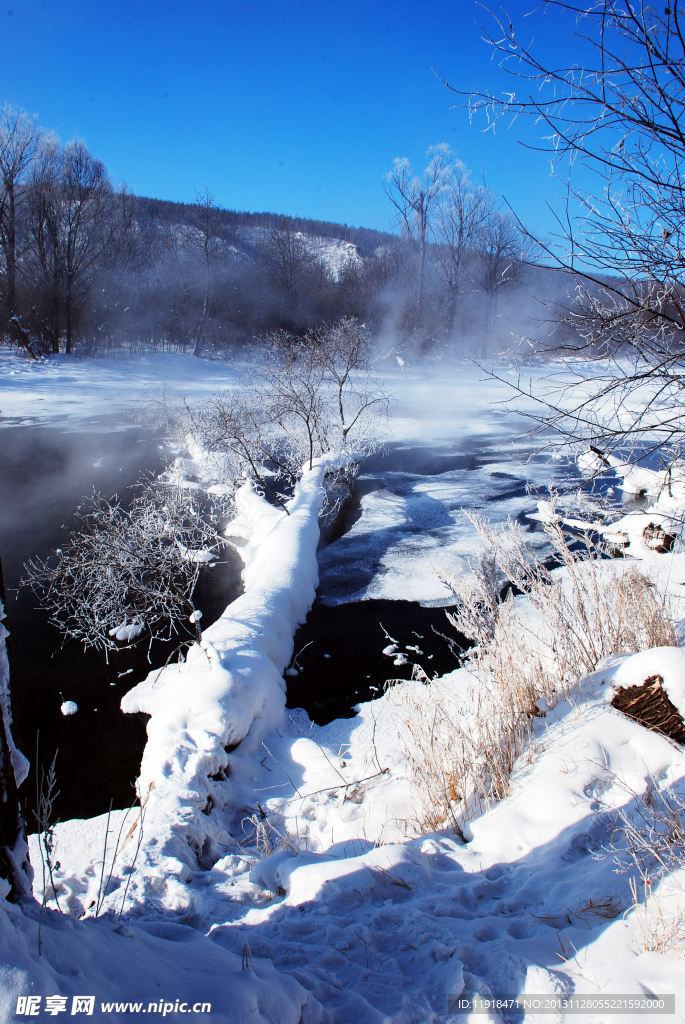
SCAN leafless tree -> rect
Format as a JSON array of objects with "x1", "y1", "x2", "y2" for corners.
[
  {"x1": 474, "y1": 213, "x2": 537, "y2": 350},
  {"x1": 258, "y1": 217, "x2": 320, "y2": 317},
  {"x1": 188, "y1": 394, "x2": 296, "y2": 513},
  {"x1": 0, "y1": 106, "x2": 46, "y2": 356},
  {"x1": 384, "y1": 145, "x2": 453, "y2": 336},
  {"x1": 22, "y1": 482, "x2": 228, "y2": 654},
  {"x1": 27, "y1": 139, "x2": 132, "y2": 354},
  {"x1": 252, "y1": 318, "x2": 389, "y2": 471},
  {"x1": 184, "y1": 188, "x2": 222, "y2": 358},
  {"x1": 440, "y1": 1, "x2": 685, "y2": 455},
  {"x1": 184, "y1": 318, "x2": 389, "y2": 512},
  {"x1": 434, "y1": 170, "x2": 494, "y2": 337}
]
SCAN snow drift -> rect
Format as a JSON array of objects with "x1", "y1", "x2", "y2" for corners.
[{"x1": 120, "y1": 455, "x2": 358, "y2": 888}]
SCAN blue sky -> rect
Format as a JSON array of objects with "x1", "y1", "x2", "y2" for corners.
[{"x1": 0, "y1": 1, "x2": 576, "y2": 236}]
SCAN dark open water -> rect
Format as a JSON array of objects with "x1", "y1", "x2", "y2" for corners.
[{"x1": 0, "y1": 420, "x2": 243, "y2": 823}]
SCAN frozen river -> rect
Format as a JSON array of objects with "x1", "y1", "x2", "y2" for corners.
[{"x1": 0, "y1": 354, "x2": 578, "y2": 819}]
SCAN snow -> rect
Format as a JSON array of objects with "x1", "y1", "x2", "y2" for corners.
[
  {"x1": 571, "y1": 450, "x2": 685, "y2": 559},
  {"x1": 108, "y1": 623, "x2": 144, "y2": 642},
  {"x1": 0, "y1": 599, "x2": 29, "y2": 786},
  {"x1": 7, "y1": 351, "x2": 685, "y2": 1019},
  {"x1": 117, "y1": 453, "x2": 359, "y2": 886},
  {"x1": 22, "y1": 639, "x2": 685, "y2": 1020},
  {"x1": 317, "y1": 446, "x2": 565, "y2": 606},
  {"x1": 0, "y1": 352, "x2": 240, "y2": 426},
  {"x1": 59, "y1": 700, "x2": 78, "y2": 717}
]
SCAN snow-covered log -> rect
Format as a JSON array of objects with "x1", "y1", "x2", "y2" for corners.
[{"x1": 120, "y1": 454, "x2": 357, "y2": 890}]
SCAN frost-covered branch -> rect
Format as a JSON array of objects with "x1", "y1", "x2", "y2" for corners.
[
  {"x1": 22, "y1": 482, "x2": 229, "y2": 652},
  {"x1": 171, "y1": 317, "x2": 388, "y2": 513}
]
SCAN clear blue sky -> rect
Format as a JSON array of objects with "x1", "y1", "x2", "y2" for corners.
[{"x1": 0, "y1": 0, "x2": 576, "y2": 237}]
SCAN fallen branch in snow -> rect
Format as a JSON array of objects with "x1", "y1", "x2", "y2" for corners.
[{"x1": 269, "y1": 767, "x2": 391, "y2": 809}]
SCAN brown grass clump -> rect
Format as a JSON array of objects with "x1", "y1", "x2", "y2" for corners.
[{"x1": 396, "y1": 510, "x2": 676, "y2": 837}]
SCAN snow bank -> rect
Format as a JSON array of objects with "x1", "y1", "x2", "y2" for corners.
[
  {"x1": 576, "y1": 451, "x2": 685, "y2": 557},
  {"x1": 119, "y1": 455, "x2": 355, "y2": 888},
  {"x1": 15, "y1": 357, "x2": 685, "y2": 1015},
  {"x1": 0, "y1": 600, "x2": 29, "y2": 789},
  {"x1": 0, "y1": 888, "x2": 320, "y2": 1024},
  {"x1": 0, "y1": 490, "x2": 326, "y2": 1024},
  {"x1": 27, "y1": 573, "x2": 685, "y2": 1017}
]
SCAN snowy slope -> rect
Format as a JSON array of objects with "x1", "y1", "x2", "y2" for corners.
[{"x1": 25, "y1": 643, "x2": 685, "y2": 1022}]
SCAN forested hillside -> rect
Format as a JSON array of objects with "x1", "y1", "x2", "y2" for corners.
[{"x1": 0, "y1": 109, "x2": 570, "y2": 360}]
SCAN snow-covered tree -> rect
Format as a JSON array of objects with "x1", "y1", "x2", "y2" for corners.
[{"x1": 184, "y1": 317, "x2": 389, "y2": 509}]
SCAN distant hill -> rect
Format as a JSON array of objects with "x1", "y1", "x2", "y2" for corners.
[{"x1": 134, "y1": 196, "x2": 399, "y2": 258}]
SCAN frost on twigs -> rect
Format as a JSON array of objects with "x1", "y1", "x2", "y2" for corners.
[
  {"x1": 610, "y1": 776, "x2": 685, "y2": 956},
  {"x1": 21, "y1": 481, "x2": 230, "y2": 653},
  {"x1": 172, "y1": 317, "x2": 389, "y2": 518}
]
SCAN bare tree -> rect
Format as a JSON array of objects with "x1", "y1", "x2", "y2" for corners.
[
  {"x1": 258, "y1": 217, "x2": 320, "y2": 318},
  {"x1": 184, "y1": 318, "x2": 389, "y2": 510},
  {"x1": 252, "y1": 318, "x2": 389, "y2": 471},
  {"x1": 185, "y1": 188, "x2": 222, "y2": 358},
  {"x1": 434, "y1": 170, "x2": 494, "y2": 338},
  {"x1": 22, "y1": 482, "x2": 228, "y2": 654},
  {"x1": 0, "y1": 106, "x2": 46, "y2": 356},
  {"x1": 440, "y1": 1, "x2": 685, "y2": 455},
  {"x1": 474, "y1": 213, "x2": 537, "y2": 351},
  {"x1": 307, "y1": 317, "x2": 390, "y2": 450},
  {"x1": 27, "y1": 139, "x2": 129, "y2": 354},
  {"x1": 188, "y1": 394, "x2": 296, "y2": 513},
  {"x1": 384, "y1": 145, "x2": 453, "y2": 337}
]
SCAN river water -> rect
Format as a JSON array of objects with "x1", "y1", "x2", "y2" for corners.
[
  {"x1": 0, "y1": 419, "x2": 244, "y2": 822},
  {"x1": 0, "y1": 362, "x2": 582, "y2": 822}
]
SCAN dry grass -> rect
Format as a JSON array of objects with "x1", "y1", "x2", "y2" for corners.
[
  {"x1": 396, "y1": 511, "x2": 676, "y2": 837},
  {"x1": 611, "y1": 780, "x2": 685, "y2": 955}
]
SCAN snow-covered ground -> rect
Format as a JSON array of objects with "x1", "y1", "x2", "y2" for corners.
[{"x1": 4, "y1": 352, "x2": 685, "y2": 1022}]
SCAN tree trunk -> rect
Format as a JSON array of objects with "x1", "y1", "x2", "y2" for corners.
[
  {"x1": 193, "y1": 264, "x2": 209, "y2": 358},
  {"x1": 0, "y1": 550, "x2": 31, "y2": 902},
  {"x1": 65, "y1": 278, "x2": 73, "y2": 355},
  {"x1": 5, "y1": 181, "x2": 17, "y2": 346}
]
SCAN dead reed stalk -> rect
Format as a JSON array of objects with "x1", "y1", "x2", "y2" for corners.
[{"x1": 397, "y1": 510, "x2": 676, "y2": 836}]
